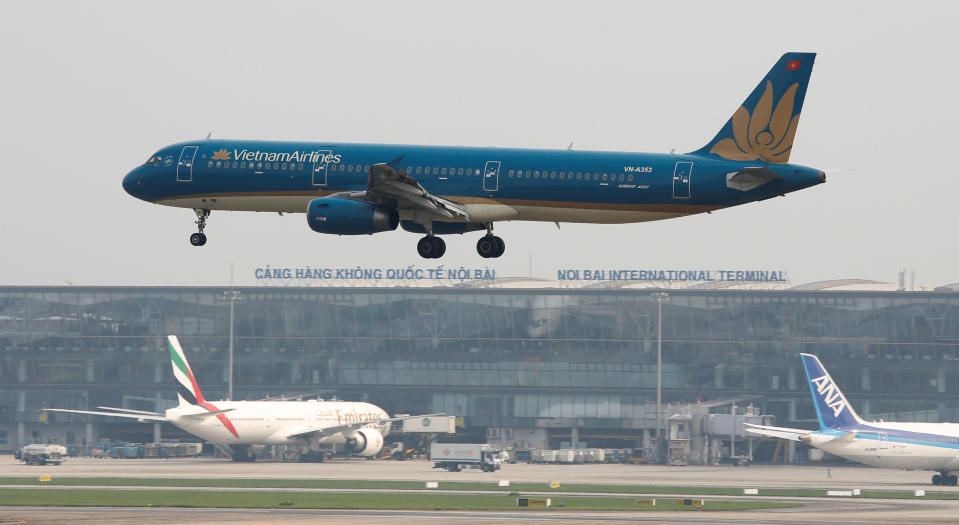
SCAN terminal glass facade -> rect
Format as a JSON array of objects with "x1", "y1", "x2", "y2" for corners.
[{"x1": 2, "y1": 286, "x2": 959, "y2": 450}]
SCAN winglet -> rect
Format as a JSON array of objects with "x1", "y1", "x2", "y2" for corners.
[
  {"x1": 168, "y1": 335, "x2": 205, "y2": 406},
  {"x1": 800, "y1": 353, "x2": 863, "y2": 429}
]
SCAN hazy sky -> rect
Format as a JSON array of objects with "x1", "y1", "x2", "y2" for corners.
[{"x1": 2, "y1": 1, "x2": 957, "y2": 288}]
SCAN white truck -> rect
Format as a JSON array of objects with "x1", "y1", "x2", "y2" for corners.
[
  {"x1": 17, "y1": 444, "x2": 68, "y2": 465},
  {"x1": 430, "y1": 443, "x2": 502, "y2": 472}
]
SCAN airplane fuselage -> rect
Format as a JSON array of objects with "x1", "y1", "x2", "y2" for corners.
[
  {"x1": 166, "y1": 399, "x2": 388, "y2": 446},
  {"x1": 806, "y1": 423, "x2": 959, "y2": 471},
  {"x1": 123, "y1": 140, "x2": 825, "y2": 224}
]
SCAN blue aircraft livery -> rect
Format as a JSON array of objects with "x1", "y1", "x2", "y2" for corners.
[
  {"x1": 122, "y1": 52, "x2": 825, "y2": 258},
  {"x1": 747, "y1": 354, "x2": 959, "y2": 486}
]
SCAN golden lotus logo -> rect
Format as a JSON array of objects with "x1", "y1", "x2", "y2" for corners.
[
  {"x1": 710, "y1": 81, "x2": 800, "y2": 163},
  {"x1": 211, "y1": 149, "x2": 232, "y2": 161}
]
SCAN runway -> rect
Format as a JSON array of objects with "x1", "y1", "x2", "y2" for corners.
[
  {"x1": 3, "y1": 458, "x2": 959, "y2": 524},
  {"x1": 5, "y1": 456, "x2": 958, "y2": 491}
]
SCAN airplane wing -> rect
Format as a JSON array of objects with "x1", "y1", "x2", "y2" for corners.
[
  {"x1": 744, "y1": 423, "x2": 811, "y2": 442},
  {"x1": 286, "y1": 413, "x2": 446, "y2": 441},
  {"x1": 43, "y1": 408, "x2": 167, "y2": 422},
  {"x1": 362, "y1": 158, "x2": 469, "y2": 221}
]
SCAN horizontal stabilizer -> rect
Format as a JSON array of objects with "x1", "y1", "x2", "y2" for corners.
[
  {"x1": 826, "y1": 431, "x2": 858, "y2": 444},
  {"x1": 96, "y1": 406, "x2": 164, "y2": 416},
  {"x1": 744, "y1": 423, "x2": 811, "y2": 442},
  {"x1": 726, "y1": 167, "x2": 783, "y2": 191},
  {"x1": 182, "y1": 408, "x2": 235, "y2": 419},
  {"x1": 43, "y1": 408, "x2": 167, "y2": 422}
]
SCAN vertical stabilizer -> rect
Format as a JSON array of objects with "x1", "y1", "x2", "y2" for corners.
[
  {"x1": 691, "y1": 52, "x2": 816, "y2": 164},
  {"x1": 800, "y1": 353, "x2": 863, "y2": 429},
  {"x1": 168, "y1": 335, "x2": 205, "y2": 406}
]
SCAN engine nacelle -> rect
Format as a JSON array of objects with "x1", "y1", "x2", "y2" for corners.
[
  {"x1": 346, "y1": 427, "x2": 384, "y2": 456},
  {"x1": 307, "y1": 197, "x2": 399, "y2": 235}
]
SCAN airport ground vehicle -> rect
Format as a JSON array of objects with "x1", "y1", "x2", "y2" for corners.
[
  {"x1": 430, "y1": 443, "x2": 502, "y2": 472},
  {"x1": 17, "y1": 444, "x2": 67, "y2": 465}
]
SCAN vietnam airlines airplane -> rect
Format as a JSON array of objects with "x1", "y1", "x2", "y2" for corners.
[
  {"x1": 122, "y1": 52, "x2": 825, "y2": 259},
  {"x1": 746, "y1": 354, "x2": 959, "y2": 486},
  {"x1": 45, "y1": 336, "x2": 438, "y2": 462}
]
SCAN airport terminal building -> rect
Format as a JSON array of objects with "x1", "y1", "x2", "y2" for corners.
[{"x1": 3, "y1": 280, "x2": 959, "y2": 455}]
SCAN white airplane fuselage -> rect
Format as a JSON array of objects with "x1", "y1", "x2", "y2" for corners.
[
  {"x1": 804, "y1": 423, "x2": 959, "y2": 471},
  {"x1": 167, "y1": 400, "x2": 389, "y2": 446}
]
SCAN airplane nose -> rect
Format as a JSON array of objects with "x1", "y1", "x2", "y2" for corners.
[
  {"x1": 122, "y1": 170, "x2": 135, "y2": 194},
  {"x1": 123, "y1": 167, "x2": 146, "y2": 200},
  {"x1": 122, "y1": 168, "x2": 142, "y2": 198}
]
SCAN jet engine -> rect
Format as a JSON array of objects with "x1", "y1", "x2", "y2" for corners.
[
  {"x1": 345, "y1": 428, "x2": 384, "y2": 456},
  {"x1": 307, "y1": 197, "x2": 399, "y2": 235}
]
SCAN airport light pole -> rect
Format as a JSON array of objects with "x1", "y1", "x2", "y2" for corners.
[
  {"x1": 651, "y1": 292, "x2": 670, "y2": 458},
  {"x1": 220, "y1": 289, "x2": 242, "y2": 401}
]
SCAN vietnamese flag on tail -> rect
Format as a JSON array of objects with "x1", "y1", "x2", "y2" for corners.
[{"x1": 786, "y1": 60, "x2": 801, "y2": 70}]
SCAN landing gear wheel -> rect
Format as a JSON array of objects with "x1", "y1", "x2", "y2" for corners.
[
  {"x1": 951, "y1": 474, "x2": 958, "y2": 486},
  {"x1": 477, "y1": 235, "x2": 505, "y2": 258},
  {"x1": 417, "y1": 236, "x2": 445, "y2": 259},
  {"x1": 933, "y1": 474, "x2": 943, "y2": 485},
  {"x1": 190, "y1": 233, "x2": 207, "y2": 246},
  {"x1": 491, "y1": 236, "x2": 505, "y2": 257}
]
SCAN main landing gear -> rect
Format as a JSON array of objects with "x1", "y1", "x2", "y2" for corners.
[
  {"x1": 230, "y1": 445, "x2": 256, "y2": 462},
  {"x1": 412, "y1": 223, "x2": 505, "y2": 259},
  {"x1": 476, "y1": 235, "x2": 505, "y2": 258},
  {"x1": 933, "y1": 472, "x2": 958, "y2": 485},
  {"x1": 417, "y1": 235, "x2": 446, "y2": 259},
  {"x1": 476, "y1": 224, "x2": 505, "y2": 258},
  {"x1": 190, "y1": 209, "x2": 210, "y2": 246}
]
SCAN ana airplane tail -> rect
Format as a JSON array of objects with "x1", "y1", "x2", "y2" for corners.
[
  {"x1": 800, "y1": 353, "x2": 863, "y2": 429},
  {"x1": 168, "y1": 335, "x2": 205, "y2": 406},
  {"x1": 692, "y1": 52, "x2": 816, "y2": 164}
]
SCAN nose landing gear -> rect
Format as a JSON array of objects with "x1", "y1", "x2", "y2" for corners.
[
  {"x1": 190, "y1": 209, "x2": 210, "y2": 246},
  {"x1": 417, "y1": 235, "x2": 446, "y2": 259}
]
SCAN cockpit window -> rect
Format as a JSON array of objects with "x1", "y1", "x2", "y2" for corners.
[{"x1": 145, "y1": 153, "x2": 166, "y2": 166}]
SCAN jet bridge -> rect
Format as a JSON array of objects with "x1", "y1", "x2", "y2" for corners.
[{"x1": 665, "y1": 397, "x2": 772, "y2": 466}]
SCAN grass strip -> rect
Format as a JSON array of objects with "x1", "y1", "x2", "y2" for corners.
[{"x1": 0, "y1": 488, "x2": 794, "y2": 511}]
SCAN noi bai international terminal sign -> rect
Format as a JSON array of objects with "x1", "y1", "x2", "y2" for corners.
[
  {"x1": 556, "y1": 269, "x2": 787, "y2": 282},
  {"x1": 254, "y1": 266, "x2": 787, "y2": 284}
]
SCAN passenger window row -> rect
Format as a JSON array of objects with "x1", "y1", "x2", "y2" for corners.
[
  {"x1": 409, "y1": 166, "x2": 481, "y2": 176},
  {"x1": 508, "y1": 170, "x2": 632, "y2": 183},
  {"x1": 207, "y1": 160, "x2": 307, "y2": 171},
  {"x1": 204, "y1": 158, "x2": 632, "y2": 183}
]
